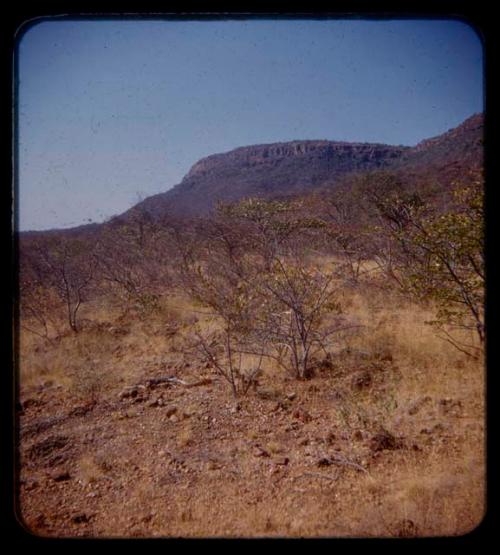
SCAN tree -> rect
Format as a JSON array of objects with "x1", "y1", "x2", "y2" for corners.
[
  {"x1": 177, "y1": 197, "x2": 351, "y2": 391},
  {"x1": 94, "y1": 209, "x2": 176, "y2": 317},
  {"x1": 29, "y1": 236, "x2": 98, "y2": 333},
  {"x1": 363, "y1": 171, "x2": 484, "y2": 357}
]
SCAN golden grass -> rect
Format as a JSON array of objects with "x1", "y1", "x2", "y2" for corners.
[{"x1": 18, "y1": 277, "x2": 485, "y2": 537}]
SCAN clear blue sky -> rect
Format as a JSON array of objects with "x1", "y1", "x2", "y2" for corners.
[{"x1": 17, "y1": 18, "x2": 484, "y2": 231}]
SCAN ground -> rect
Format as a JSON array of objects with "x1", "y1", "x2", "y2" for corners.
[{"x1": 17, "y1": 289, "x2": 485, "y2": 538}]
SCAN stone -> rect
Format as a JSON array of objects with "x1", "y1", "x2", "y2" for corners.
[
  {"x1": 51, "y1": 470, "x2": 71, "y2": 482},
  {"x1": 407, "y1": 395, "x2": 432, "y2": 416},
  {"x1": 72, "y1": 513, "x2": 91, "y2": 524},
  {"x1": 369, "y1": 429, "x2": 403, "y2": 452},
  {"x1": 325, "y1": 432, "x2": 336, "y2": 445},
  {"x1": 351, "y1": 370, "x2": 372, "y2": 390},
  {"x1": 253, "y1": 446, "x2": 270, "y2": 458},
  {"x1": 165, "y1": 406, "x2": 178, "y2": 417},
  {"x1": 293, "y1": 408, "x2": 312, "y2": 423}
]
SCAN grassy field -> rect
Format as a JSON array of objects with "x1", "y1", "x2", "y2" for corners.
[{"x1": 17, "y1": 276, "x2": 485, "y2": 537}]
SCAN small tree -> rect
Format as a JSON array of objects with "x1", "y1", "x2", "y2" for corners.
[
  {"x1": 177, "y1": 197, "x2": 351, "y2": 391},
  {"x1": 94, "y1": 209, "x2": 177, "y2": 317},
  {"x1": 251, "y1": 257, "x2": 343, "y2": 379},
  {"x1": 364, "y1": 171, "x2": 484, "y2": 357},
  {"x1": 30, "y1": 237, "x2": 97, "y2": 333}
]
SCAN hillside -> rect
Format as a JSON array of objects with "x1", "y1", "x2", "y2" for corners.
[
  {"x1": 17, "y1": 112, "x2": 485, "y2": 537},
  {"x1": 127, "y1": 140, "x2": 407, "y2": 220},
  {"x1": 124, "y1": 113, "x2": 483, "y2": 221}
]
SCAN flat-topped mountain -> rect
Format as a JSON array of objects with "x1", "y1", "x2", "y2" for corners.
[
  {"x1": 185, "y1": 140, "x2": 407, "y2": 181},
  {"x1": 126, "y1": 113, "x2": 482, "y2": 220},
  {"x1": 130, "y1": 140, "x2": 409, "y2": 219},
  {"x1": 21, "y1": 113, "x2": 483, "y2": 236}
]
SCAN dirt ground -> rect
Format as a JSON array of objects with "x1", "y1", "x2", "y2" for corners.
[{"x1": 16, "y1": 293, "x2": 485, "y2": 538}]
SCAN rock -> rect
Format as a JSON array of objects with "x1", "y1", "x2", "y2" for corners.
[
  {"x1": 395, "y1": 519, "x2": 418, "y2": 537},
  {"x1": 352, "y1": 430, "x2": 363, "y2": 441},
  {"x1": 253, "y1": 446, "x2": 270, "y2": 458},
  {"x1": 21, "y1": 398, "x2": 39, "y2": 410},
  {"x1": 317, "y1": 457, "x2": 333, "y2": 467},
  {"x1": 27, "y1": 435, "x2": 69, "y2": 462},
  {"x1": 380, "y1": 352, "x2": 393, "y2": 362},
  {"x1": 293, "y1": 408, "x2": 312, "y2": 423},
  {"x1": 407, "y1": 395, "x2": 432, "y2": 416},
  {"x1": 257, "y1": 388, "x2": 282, "y2": 401},
  {"x1": 69, "y1": 403, "x2": 95, "y2": 417},
  {"x1": 230, "y1": 402, "x2": 242, "y2": 414},
  {"x1": 51, "y1": 470, "x2": 71, "y2": 482},
  {"x1": 180, "y1": 141, "x2": 409, "y2": 218},
  {"x1": 165, "y1": 406, "x2": 178, "y2": 417},
  {"x1": 169, "y1": 414, "x2": 179, "y2": 423},
  {"x1": 369, "y1": 429, "x2": 403, "y2": 452},
  {"x1": 438, "y1": 398, "x2": 462, "y2": 416},
  {"x1": 23, "y1": 478, "x2": 39, "y2": 491},
  {"x1": 351, "y1": 370, "x2": 372, "y2": 390},
  {"x1": 72, "y1": 513, "x2": 91, "y2": 524},
  {"x1": 274, "y1": 456, "x2": 289, "y2": 466},
  {"x1": 420, "y1": 423, "x2": 445, "y2": 435},
  {"x1": 325, "y1": 432, "x2": 336, "y2": 445},
  {"x1": 119, "y1": 386, "x2": 138, "y2": 400},
  {"x1": 286, "y1": 392, "x2": 297, "y2": 401}
]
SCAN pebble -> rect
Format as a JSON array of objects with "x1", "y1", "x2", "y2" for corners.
[{"x1": 165, "y1": 406, "x2": 178, "y2": 417}]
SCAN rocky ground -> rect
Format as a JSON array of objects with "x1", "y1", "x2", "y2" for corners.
[{"x1": 17, "y1": 343, "x2": 485, "y2": 538}]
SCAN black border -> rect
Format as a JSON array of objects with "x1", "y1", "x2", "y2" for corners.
[{"x1": 3, "y1": 3, "x2": 496, "y2": 547}]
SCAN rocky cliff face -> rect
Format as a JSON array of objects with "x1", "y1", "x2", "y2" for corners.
[
  {"x1": 185, "y1": 140, "x2": 406, "y2": 181},
  {"x1": 118, "y1": 112, "x2": 483, "y2": 222},
  {"x1": 134, "y1": 140, "x2": 409, "y2": 218}
]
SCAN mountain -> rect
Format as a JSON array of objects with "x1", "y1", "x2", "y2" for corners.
[
  {"x1": 126, "y1": 141, "x2": 408, "y2": 219},
  {"x1": 124, "y1": 113, "x2": 482, "y2": 221},
  {"x1": 397, "y1": 112, "x2": 483, "y2": 169},
  {"x1": 389, "y1": 113, "x2": 484, "y2": 186}
]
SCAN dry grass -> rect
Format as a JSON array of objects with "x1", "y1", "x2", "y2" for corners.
[{"x1": 18, "y1": 279, "x2": 485, "y2": 537}]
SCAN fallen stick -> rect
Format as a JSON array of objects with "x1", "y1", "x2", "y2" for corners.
[
  {"x1": 148, "y1": 376, "x2": 213, "y2": 388},
  {"x1": 297, "y1": 472, "x2": 339, "y2": 483},
  {"x1": 329, "y1": 454, "x2": 370, "y2": 475}
]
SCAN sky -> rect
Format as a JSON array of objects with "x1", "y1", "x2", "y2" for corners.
[{"x1": 17, "y1": 18, "x2": 484, "y2": 231}]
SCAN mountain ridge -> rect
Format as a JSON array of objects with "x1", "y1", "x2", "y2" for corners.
[{"x1": 20, "y1": 113, "x2": 483, "y2": 234}]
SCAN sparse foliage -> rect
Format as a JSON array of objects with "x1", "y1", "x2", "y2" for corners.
[
  {"x1": 177, "y1": 197, "x2": 350, "y2": 390},
  {"x1": 24, "y1": 237, "x2": 98, "y2": 333},
  {"x1": 362, "y1": 171, "x2": 484, "y2": 357}
]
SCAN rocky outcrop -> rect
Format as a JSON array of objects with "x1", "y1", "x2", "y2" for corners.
[
  {"x1": 185, "y1": 140, "x2": 407, "y2": 181},
  {"x1": 130, "y1": 140, "x2": 410, "y2": 218},
  {"x1": 395, "y1": 113, "x2": 483, "y2": 170}
]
